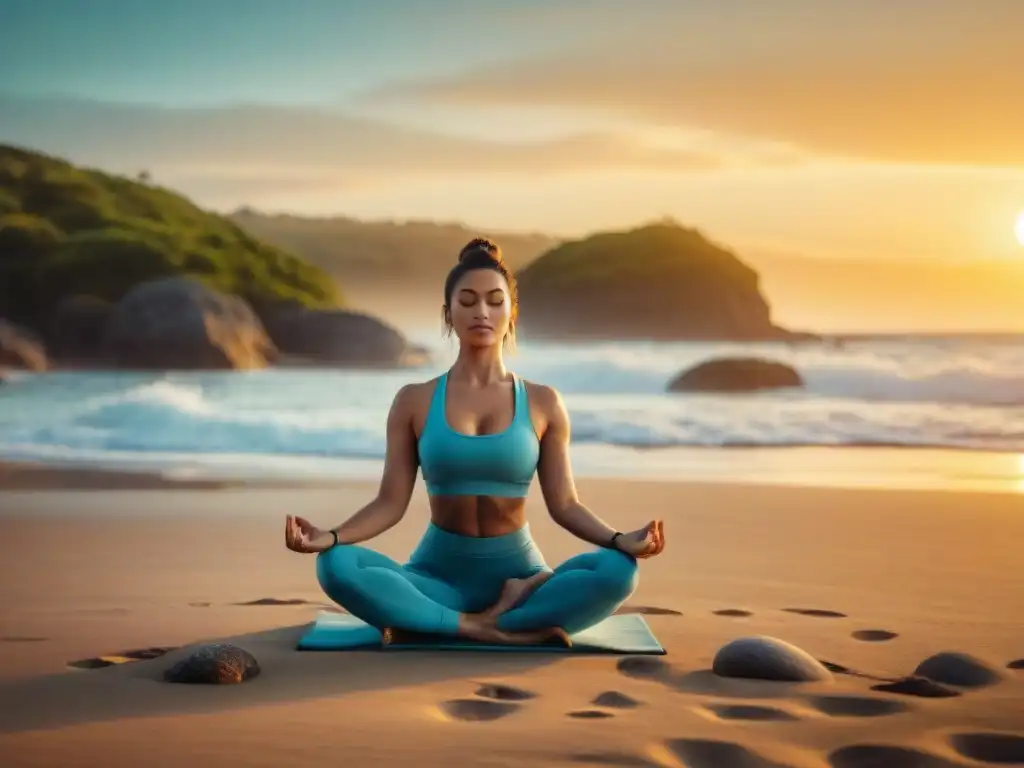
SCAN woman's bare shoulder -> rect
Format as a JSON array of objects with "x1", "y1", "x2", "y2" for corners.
[
  {"x1": 391, "y1": 377, "x2": 441, "y2": 415},
  {"x1": 521, "y1": 378, "x2": 565, "y2": 415}
]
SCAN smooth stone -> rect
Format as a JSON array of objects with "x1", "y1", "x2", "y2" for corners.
[
  {"x1": 712, "y1": 635, "x2": 833, "y2": 683},
  {"x1": 913, "y1": 652, "x2": 1002, "y2": 689}
]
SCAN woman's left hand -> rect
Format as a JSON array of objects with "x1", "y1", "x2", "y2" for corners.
[{"x1": 615, "y1": 520, "x2": 665, "y2": 559}]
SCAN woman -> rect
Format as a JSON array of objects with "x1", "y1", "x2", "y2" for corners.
[{"x1": 285, "y1": 237, "x2": 666, "y2": 646}]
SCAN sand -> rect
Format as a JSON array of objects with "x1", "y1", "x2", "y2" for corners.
[{"x1": 1, "y1": 469, "x2": 1023, "y2": 767}]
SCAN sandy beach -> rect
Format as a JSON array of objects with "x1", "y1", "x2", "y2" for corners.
[{"x1": 1, "y1": 467, "x2": 1022, "y2": 767}]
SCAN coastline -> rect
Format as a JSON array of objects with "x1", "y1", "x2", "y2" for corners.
[{"x1": 3, "y1": 443, "x2": 1024, "y2": 493}]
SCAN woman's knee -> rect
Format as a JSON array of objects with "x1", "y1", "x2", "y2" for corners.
[
  {"x1": 315, "y1": 544, "x2": 361, "y2": 590},
  {"x1": 592, "y1": 547, "x2": 640, "y2": 600}
]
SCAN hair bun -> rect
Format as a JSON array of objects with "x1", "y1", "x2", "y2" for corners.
[{"x1": 458, "y1": 237, "x2": 503, "y2": 266}]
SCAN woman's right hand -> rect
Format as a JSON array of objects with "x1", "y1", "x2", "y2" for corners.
[{"x1": 285, "y1": 515, "x2": 335, "y2": 553}]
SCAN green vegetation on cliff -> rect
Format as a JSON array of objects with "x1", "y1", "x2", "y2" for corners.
[
  {"x1": 0, "y1": 145, "x2": 340, "y2": 331},
  {"x1": 515, "y1": 221, "x2": 786, "y2": 341},
  {"x1": 231, "y1": 208, "x2": 556, "y2": 282}
]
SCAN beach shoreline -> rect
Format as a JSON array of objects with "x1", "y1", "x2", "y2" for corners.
[
  {"x1": 1, "y1": 473, "x2": 1022, "y2": 765},
  {"x1": 4, "y1": 442, "x2": 1024, "y2": 494}
]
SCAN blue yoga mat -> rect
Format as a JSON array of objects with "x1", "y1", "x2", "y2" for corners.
[{"x1": 296, "y1": 611, "x2": 666, "y2": 654}]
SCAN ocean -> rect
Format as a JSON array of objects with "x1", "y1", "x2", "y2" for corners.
[{"x1": 3, "y1": 335, "x2": 1024, "y2": 490}]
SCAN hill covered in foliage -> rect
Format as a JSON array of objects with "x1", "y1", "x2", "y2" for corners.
[
  {"x1": 230, "y1": 207, "x2": 558, "y2": 289},
  {"x1": 515, "y1": 221, "x2": 796, "y2": 341},
  {"x1": 0, "y1": 145, "x2": 340, "y2": 333}
]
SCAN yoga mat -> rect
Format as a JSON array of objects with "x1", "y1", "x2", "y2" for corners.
[{"x1": 296, "y1": 611, "x2": 666, "y2": 655}]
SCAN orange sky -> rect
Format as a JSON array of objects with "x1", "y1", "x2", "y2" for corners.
[{"x1": 2, "y1": 0, "x2": 1023, "y2": 331}]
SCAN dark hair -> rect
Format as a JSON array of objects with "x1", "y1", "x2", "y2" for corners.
[{"x1": 442, "y1": 237, "x2": 518, "y2": 347}]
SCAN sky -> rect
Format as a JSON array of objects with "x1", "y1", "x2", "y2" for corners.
[{"x1": 2, "y1": 0, "x2": 1024, "y2": 296}]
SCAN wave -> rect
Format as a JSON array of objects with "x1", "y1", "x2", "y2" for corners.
[{"x1": 3, "y1": 339, "x2": 1024, "y2": 468}]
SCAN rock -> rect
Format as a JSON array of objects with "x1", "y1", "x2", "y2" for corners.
[
  {"x1": 259, "y1": 306, "x2": 425, "y2": 367},
  {"x1": 912, "y1": 652, "x2": 1002, "y2": 689},
  {"x1": 0, "y1": 319, "x2": 48, "y2": 371},
  {"x1": 163, "y1": 643, "x2": 260, "y2": 684},
  {"x1": 669, "y1": 357, "x2": 803, "y2": 393},
  {"x1": 515, "y1": 221, "x2": 803, "y2": 341},
  {"x1": 49, "y1": 295, "x2": 112, "y2": 361},
  {"x1": 102, "y1": 277, "x2": 275, "y2": 370},
  {"x1": 712, "y1": 636, "x2": 834, "y2": 682}
]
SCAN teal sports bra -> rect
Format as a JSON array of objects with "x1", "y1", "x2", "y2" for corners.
[{"x1": 417, "y1": 372, "x2": 540, "y2": 498}]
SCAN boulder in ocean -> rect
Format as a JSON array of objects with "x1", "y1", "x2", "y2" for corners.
[
  {"x1": 912, "y1": 651, "x2": 1002, "y2": 689},
  {"x1": 259, "y1": 305, "x2": 427, "y2": 367},
  {"x1": 712, "y1": 636, "x2": 833, "y2": 682},
  {"x1": 0, "y1": 319, "x2": 48, "y2": 371},
  {"x1": 669, "y1": 357, "x2": 802, "y2": 393},
  {"x1": 102, "y1": 277, "x2": 276, "y2": 370},
  {"x1": 163, "y1": 643, "x2": 260, "y2": 685}
]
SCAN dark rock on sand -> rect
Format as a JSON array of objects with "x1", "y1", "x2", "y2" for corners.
[
  {"x1": 102, "y1": 277, "x2": 276, "y2": 370},
  {"x1": 913, "y1": 651, "x2": 1002, "y2": 689},
  {"x1": 0, "y1": 319, "x2": 48, "y2": 371},
  {"x1": 668, "y1": 357, "x2": 802, "y2": 393},
  {"x1": 1008, "y1": 658, "x2": 1024, "y2": 670},
  {"x1": 712, "y1": 636, "x2": 833, "y2": 683},
  {"x1": 163, "y1": 643, "x2": 260, "y2": 684}
]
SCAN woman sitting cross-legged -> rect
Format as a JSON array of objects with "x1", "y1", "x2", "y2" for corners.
[{"x1": 284, "y1": 237, "x2": 666, "y2": 646}]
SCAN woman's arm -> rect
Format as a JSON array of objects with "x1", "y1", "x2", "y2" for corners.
[
  {"x1": 327, "y1": 385, "x2": 420, "y2": 545},
  {"x1": 535, "y1": 385, "x2": 620, "y2": 547}
]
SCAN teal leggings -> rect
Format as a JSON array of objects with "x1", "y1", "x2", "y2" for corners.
[{"x1": 316, "y1": 523, "x2": 638, "y2": 636}]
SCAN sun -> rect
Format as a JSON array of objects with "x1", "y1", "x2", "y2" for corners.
[{"x1": 1016, "y1": 211, "x2": 1024, "y2": 247}]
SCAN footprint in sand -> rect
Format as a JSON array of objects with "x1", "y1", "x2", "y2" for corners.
[
  {"x1": 783, "y1": 608, "x2": 847, "y2": 618},
  {"x1": 568, "y1": 709, "x2": 615, "y2": 719},
  {"x1": 436, "y1": 682, "x2": 538, "y2": 722},
  {"x1": 438, "y1": 698, "x2": 521, "y2": 722},
  {"x1": 949, "y1": 732, "x2": 1024, "y2": 765},
  {"x1": 829, "y1": 744, "x2": 962, "y2": 768},
  {"x1": 617, "y1": 605, "x2": 683, "y2": 616},
  {"x1": 475, "y1": 683, "x2": 537, "y2": 701},
  {"x1": 67, "y1": 646, "x2": 178, "y2": 670},
  {"x1": 870, "y1": 678, "x2": 960, "y2": 699},
  {"x1": 700, "y1": 704, "x2": 800, "y2": 722},
  {"x1": 713, "y1": 608, "x2": 754, "y2": 618},
  {"x1": 851, "y1": 629, "x2": 898, "y2": 642},
  {"x1": 188, "y1": 601, "x2": 211, "y2": 608},
  {"x1": 592, "y1": 691, "x2": 642, "y2": 709},
  {"x1": 665, "y1": 738, "x2": 794, "y2": 768},
  {"x1": 806, "y1": 695, "x2": 910, "y2": 718},
  {"x1": 1007, "y1": 659, "x2": 1024, "y2": 670},
  {"x1": 1, "y1": 635, "x2": 48, "y2": 642},
  {"x1": 616, "y1": 656, "x2": 672, "y2": 681},
  {"x1": 563, "y1": 751, "x2": 660, "y2": 767}
]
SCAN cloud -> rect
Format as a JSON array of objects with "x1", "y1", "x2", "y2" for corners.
[
  {"x1": 359, "y1": 1, "x2": 1024, "y2": 167},
  {"x1": 0, "y1": 95, "x2": 726, "y2": 186}
]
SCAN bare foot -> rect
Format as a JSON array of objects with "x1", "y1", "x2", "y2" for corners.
[
  {"x1": 481, "y1": 572, "x2": 553, "y2": 621},
  {"x1": 458, "y1": 614, "x2": 571, "y2": 648},
  {"x1": 380, "y1": 627, "x2": 428, "y2": 646}
]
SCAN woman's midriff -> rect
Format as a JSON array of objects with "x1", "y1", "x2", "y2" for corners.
[{"x1": 428, "y1": 495, "x2": 528, "y2": 537}]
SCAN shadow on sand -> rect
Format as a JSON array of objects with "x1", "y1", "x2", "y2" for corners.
[{"x1": 0, "y1": 622, "x2": 565, "y2": 734}]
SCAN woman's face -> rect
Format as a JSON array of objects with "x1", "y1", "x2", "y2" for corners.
[{"x1": 447, "y1": 268, "x2": 513, "y2": 348}]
